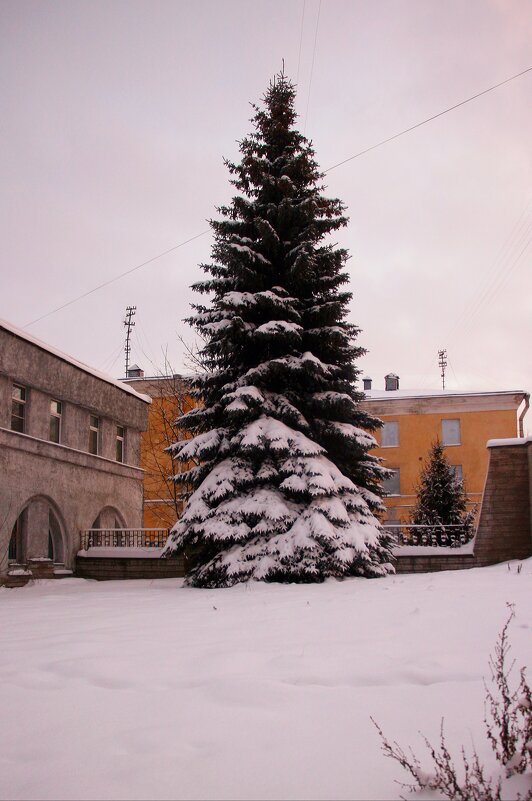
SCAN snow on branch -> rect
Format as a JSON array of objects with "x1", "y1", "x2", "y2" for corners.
[{"x1": 234, "y1": 415, "x2": 324, "y2": 456}]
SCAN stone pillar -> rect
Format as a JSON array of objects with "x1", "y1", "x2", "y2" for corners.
[
  {"x1": 474, "y1": 438, "x2": 532, "y2": 566},
  {"x1": 25, "y1": 500, "x2": 50, "y2": 559}
]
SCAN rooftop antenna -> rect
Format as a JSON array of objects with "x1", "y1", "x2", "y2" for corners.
[
  {"x1": 438, "y1": 348, "x2": 447, "y2": 390},
  {"x1": 124, "y1": 305, "x2": 136, "y2": 377}
]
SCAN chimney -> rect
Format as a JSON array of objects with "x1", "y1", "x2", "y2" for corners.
[
  {"x1": 127, "y1": 364, "x2": 144, "y2": 378},
  {"x1": 363, "y1": 376, "x2": 372, "y2": 391},
  {"x1": 385, "y1": 373, "x2": 399, "y2": 391}
]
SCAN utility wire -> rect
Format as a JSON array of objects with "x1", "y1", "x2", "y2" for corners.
[
  {"x1": 417, "y1": 201, "x2": 532, "y2": 389},
  {"x1": 24, "y1": 230, "x2": 209, "y2": 328},
  {"x1": 23, "y1": 66, "x2": 531, "y2": 329},
  {"x1": 445, "y1": 201, "x2": 532, "y2": 347},
  {"x1": 303, "y1": 0, "x2": 321, "y2": 135},
  {"x1": 448, "y1": 357, "x2": 460, "y2": 389},
  {"x1": 459, "y1": 235, "x2": 531, "y2": 340},
  {"x1": 296, "y1": 0, "x2": 306, "y2": 84},
  {"x1": 324, "y1": 66, "x2": 532, "y2": 172},
  {"x1": 98, "y1": 340, "x2": 125, "y2": 372},
  {"x1": 459, "y1": 220, "x2": 532, "y2": 334}
]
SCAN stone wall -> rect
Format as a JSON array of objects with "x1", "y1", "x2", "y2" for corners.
[
  {"x1": 474, "y1": 438, "x2": 532, "y2": 565},
  {"x1": 0, "y1": 322, "x2": 149, "y2": 580},
  {"x1": 76, "y1": 554, "x2": 185, "y2": 580},
  {"x1": 394, "y1": 553, "x2": 476, "y2": 574},
  {"x1": 0, "y1": 428, "x2": 145, "y2": 576},
  {"x1": 394, "y1": 437, "x2": 532, "y2": 574}
]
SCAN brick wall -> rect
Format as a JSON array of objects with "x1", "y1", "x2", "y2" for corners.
[
  {"x1": 76, "y1": 555, "x2": 185, "y2": 580},
  {"x1": 474, "y1": 439, "x2": 532, "y2": 566},
  {"x1": 394, "y1": 438, "x2": 532, "y2": 574},
  {"x1": 394, "y1": 554, "x2": 476, "y2": 574}
]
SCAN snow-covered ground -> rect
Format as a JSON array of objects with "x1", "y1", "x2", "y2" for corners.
[{"x1": 1, "y1": 561, "x2": 530, "y2": 801}]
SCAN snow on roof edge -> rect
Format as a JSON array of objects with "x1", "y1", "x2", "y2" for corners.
[
  {"x1": 0, "y1": 318, "x2": 151, "y2": 404},
  {"x1": 363, "y1": 389, "x2": 528, "y2": 401},
  {"x1": 487, "y1": 435, "x2": 532, "y2": 448}
]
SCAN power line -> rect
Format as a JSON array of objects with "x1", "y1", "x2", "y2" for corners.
[
  {"x1": 24, "y1": 230, "x2": 209, "y2": 328},
  {"x1": 296, "y1": 0, "x2": 306, "y2": 85},
  {"x1": 98, "y1": 340, "x2": 125, "y2": 372},
  {"x1": 106, "y1": 343, "x2": 127, "y2": 377},
  {"x1": 417, "y1": 201, "x2": 531, "y2": 389},
  {"x1": 303, "y1": 0, "x2": 321, "y2": 135},
  {"x1": 22, "y1": 65, "x2": 531, "y2": 329},
  {"x1": 445, "y1": 202, "x2": 532, "y2": 347},
  {"x1": 324, "y1": 66, "x2": 532, "y2": 173},
  {"x1": 460, "y1": 235, "x2": 531, "y2": 338}
]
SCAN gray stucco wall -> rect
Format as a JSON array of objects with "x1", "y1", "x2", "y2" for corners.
[{"x1": 0, "y1": 324, "x2": 149, "y2": 578}]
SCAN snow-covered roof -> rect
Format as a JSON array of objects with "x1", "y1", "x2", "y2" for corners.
[
  {"x1": 487, "y1": 435, "x2": 532, "y2": 448},
  {"x1": 363, "y1": 389, "x2": 528, "y2": 401},
  {"x1": 0, "y1": 318, "x2": 151, "y2": 404}
]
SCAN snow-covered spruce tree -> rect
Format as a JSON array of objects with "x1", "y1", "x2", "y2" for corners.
[
  {"x1": 410, "y1": 440, "x2": 474, "y2": 541},
  {"x1": 163, "y1": 72, "x2": 394, "y2": 587}
]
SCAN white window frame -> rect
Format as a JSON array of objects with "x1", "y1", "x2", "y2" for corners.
[
  {"x1": 11, "y1": 384, "x2": 27, "y2": 433},
  {"x1": 442, "y1": 418, "x2": 461, "y2": 446},
  {"x1": 116, "y1": 425, "x2": 125, "y2": 463},
  {"x1": 89, "y1": 415, "x2": 99, "y2": 455},
  {"x1": 49, "y1": 400, "x2": 62, "y2": 443},
  {"x1": 383, "y1": 468, "x2": 400, "y2": 496},
  {"x1": 450, "y1": 464, "x2": 463, "y2": 482},
  {"x1": 381, "y1": 421, "x2": 399, "y2": 448}
]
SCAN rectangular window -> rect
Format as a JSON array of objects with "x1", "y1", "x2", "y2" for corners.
[
  {"x1": 89, "y1": 415, "x2": 99, "y2": 455},
  {"x1": 381, "y1": 421, "x2": 399, "y2": 447},
  {"x1": 442, "y1": 418, "x2": 461, "y2": 446},
  {"x1": 116, "y1": 426, "x2": 125, "y2": 462},
  {"x1": 384, "y1": 511, "x2": 401, "y2": 537},
  {"x1": 11, "y1": 384, "x2": 27, "y2": 433},
  {"x1": 382, "y1": 468, "x2": 400, "y2": 496},
  {"x1": 49, "y1": 400, "x2": 62, "y2": 443},
  {"x1": 451, "y1": 464, "x2": 463, "y2": 482},
  {"x1": 8, "y1": 520, "x2": 19, "y2": 561}
]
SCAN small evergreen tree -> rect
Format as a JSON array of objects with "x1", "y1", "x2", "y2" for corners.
[
  {"x1": 163, "y1": 71, "x2": 394, "y2": 587},
  {"x1": 410, "y1": 440, "x2": 474, "y2": 543}
]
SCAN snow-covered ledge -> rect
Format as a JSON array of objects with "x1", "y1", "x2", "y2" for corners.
[
  {"x1": 487, "y1": 435, "x2": 532, "y2": 448},
  {"x1": 77, "y1": 547, "x2": 164, "y2": 559},
  {"x1": 393, "y1": 541, "x2": 475, "y2": 557}
]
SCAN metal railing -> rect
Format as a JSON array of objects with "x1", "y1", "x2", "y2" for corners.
[
  {"x1": 383, "y1": 523, "x2": 475, "y2": 548},
  {"x1": 80, "y1": 528, "x2": 170, "y2": 550}
]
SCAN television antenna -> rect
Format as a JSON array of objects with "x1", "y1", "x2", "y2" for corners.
[
  {"x1": 124, "y1": 305, "x2": 136, "y2": 377},
  {"x1": 438, "y1": 349, "x2": 447, "y2": 390}
]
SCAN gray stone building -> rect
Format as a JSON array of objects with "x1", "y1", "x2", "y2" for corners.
[{"x1": 0, "y1": 318, "x2": 150, "y2": 582}]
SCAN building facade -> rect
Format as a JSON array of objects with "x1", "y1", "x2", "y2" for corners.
[
  {"x1": 122, "y1": 371, "x2": 195, "y2": 529},
  {"x1": 360, "y1": 375, "x2": 529, "y2": 524},
  {"x1": 124, "y1": 367, "x2": 529, "y2": 532},
  {"x1": 0, "y1": 319, "x2": 150, "y2": 582}
]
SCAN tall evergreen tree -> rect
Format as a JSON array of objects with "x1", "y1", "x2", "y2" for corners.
[
  {"x1": 163, "y1": 72, "x2": 394, "y2": 587},
  {"x1": 410, "y1": 440, "x2": 474, "y2": 539}
]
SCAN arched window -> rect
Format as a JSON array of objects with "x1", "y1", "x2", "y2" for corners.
[
  {"x1": 7, "y1": 500, "x2": 65, "y2": 565},
  {"x1": 48, "y1": 509, "x2": 64, "y2": 563},
  {"x1": 8, "y1": 518, "x2": 21, "y2": 562}
]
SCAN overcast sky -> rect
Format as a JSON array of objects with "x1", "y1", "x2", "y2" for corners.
[{"x1": 1, "y1": 0, "x2": 531, "y2": 400}]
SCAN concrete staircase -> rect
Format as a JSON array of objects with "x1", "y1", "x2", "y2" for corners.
[{"x1": 4, "y1": 559, "x2": 74, "y2": 588}]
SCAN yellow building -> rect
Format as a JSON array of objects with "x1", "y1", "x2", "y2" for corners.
[
  {"x1": 359, "y1": 374, "x2": 529, "y2": 524},
  {"x1": 123, "y1": 369, "x2": 195, "y2": 529},
  {"x1": 126, "y1": 368, "x2": 529, "y2": 530}
]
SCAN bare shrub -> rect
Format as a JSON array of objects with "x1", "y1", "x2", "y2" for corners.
[{"x1": 372, "y1": 605, "x2": 532, "y2": 800}]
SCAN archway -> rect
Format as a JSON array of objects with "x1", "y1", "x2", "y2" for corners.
[
  {"x1": 7, "y1": 497, "x2": 66, "y2": 565},
  {"x1": 91, "y1": 506, "x2": 127, "y2": 530}
]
